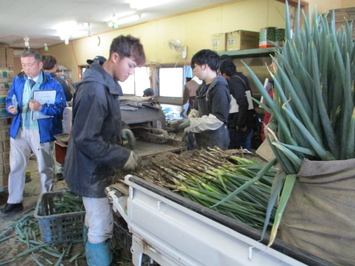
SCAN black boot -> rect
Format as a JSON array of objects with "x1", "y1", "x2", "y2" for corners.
[{"x1": 0, "y1": 203, "x2": 24, "y2": 214}]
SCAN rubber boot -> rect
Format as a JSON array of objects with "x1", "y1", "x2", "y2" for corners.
[{"x1": 85, "y1": 240, "x2": 112, "y2": 266}]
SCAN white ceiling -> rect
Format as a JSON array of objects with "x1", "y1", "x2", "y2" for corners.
[{"x1": 0, "y1": 0, "x2": 237, "y2": 49}]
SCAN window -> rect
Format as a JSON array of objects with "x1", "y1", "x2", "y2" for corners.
[
  {"x1": 120, "y1": 66, "x2": 150, "y2": 95},
  {"x1": 158, "y1": 67, "x2": 184, "y2": 97},
  {"x1": 134, "y1": 67, "x2": 151, "y2": 96},
  {"x1": 119, "y1": 75, "x2": 135, "y2": 95}
]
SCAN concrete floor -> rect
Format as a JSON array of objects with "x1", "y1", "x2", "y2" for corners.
[
  {"x1": 0, "y1": 157, "x2": 133, "y2": 265},
  {"x1": 0, "y1": 157, "x2": 87, "y2": 265},
  {"x1": 0, "y1": 156, "x2": 69, "y2": 230}
]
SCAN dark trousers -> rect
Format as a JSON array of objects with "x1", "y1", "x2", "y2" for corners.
[
  {"x1": 187, "y1": 133, "x2": 195, "y2": 150},
  {"x1": 229, "y1": 127, "x2": 253, "y2": 150}
]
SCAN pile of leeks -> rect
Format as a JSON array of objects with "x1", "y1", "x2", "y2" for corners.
[
  {"x1": 243, "y1": 1, "x2": 355, "y2": 245},
  {"x1": 133, "y1": 148, "x2": 281, "y2": 233}
]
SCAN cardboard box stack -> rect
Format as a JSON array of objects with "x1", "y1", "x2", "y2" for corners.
[
  {"x1": 212, "y1": 30, "x2": 260, "y2": 52},
  {"x1": 211, "y1": 33, "x2": 227, "y2": 52},
  {"x1": 0, "y1": 117, "x2": 12, "y2": 187},
  {"x1": 0, "y1": 46, "x2": 15, "y2": 69},
  {"x1": 0, "y1": 70, "x2": 13, "y2": 118},
  {"x1": 0, "y1": 51, "x2": 13, "y2": 188}
]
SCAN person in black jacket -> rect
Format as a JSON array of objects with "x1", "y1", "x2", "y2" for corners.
[
  {"x1": 42, "y1": 55, "x2": 72, "y2": 101},
  {"x1": 63, "y1": 35, "x2": 145, "y2": 266},
  {"x1": 143, "y1": 87, "x2": 154, "y2": 97},
  {"x1": 42, "y1": 55, "x2": 73, "y2": 181},
  {"x1": 220, "y1": 59, "x2": 256, "y2": 151},
  {"x1": 179, "y1": 49, "x2": 231, "y2": 150}
]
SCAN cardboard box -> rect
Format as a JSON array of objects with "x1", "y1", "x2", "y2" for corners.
[
  {"x1": 0, "y1": 82, "x2": 9, "y2": 93},
  {"x1": 2, "y1": 140, "x2": 10, "y2": 152},
  {"x1": 0, "y1": 95, "x2": 6, "y2": 105},
  {"x1": 0, "y1": 117, "x2": 12, "y2": 129},
  {"x1": 226, "y1": 30, "x2": 259, "y2": 51},
  {"x1": 0, "y1": 48, "x2": 6, "y2": 68},
  {"x1": 6, "y1": 48, "x2": 14, "y2": 68},
  {"x1": 5, "y1": 71, "x2": 14, "y2": 79},
  {"x1": 3, "y1": 163, "x2": 10, "y2": 175},
  {"x1": 211, "y1": 33, "x2": 227, "y2": 52},
  {"x1": 256, "y1": 139, "x2": 275, "y2": 162},
  {"x1": 0, "y1": 129, "x2": 9, "y2": 141},
  {"x1": 0, "y1": 71, "x2": 14, "y2": 83},
  {"x1": 0, "y1": 174, "x2": 9, "y2": 187},
  {"x1": 2, "y1": 152, "x2": 9, "y2": 164},
  {"x1": 0, "y1": 107, "x2": 7, "y2": 118}
]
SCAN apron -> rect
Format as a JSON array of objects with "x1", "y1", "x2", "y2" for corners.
[
  {"x1": 195, "y1": 124, "x2": 229, "y2": 150},
  {"x1": 195, "y1": 82, "x2": 230, "y2": 150}
]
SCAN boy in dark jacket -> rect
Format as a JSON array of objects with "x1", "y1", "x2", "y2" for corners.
[
  {"x1": 64, "y1": 35, "x2": 145, "y2": 266},
  {"x1": 180, "y1": 49, "x2": 231, "y2": 150},
  {"x1": 220, "y1": 59, "x2": 256, "y2": 151}
]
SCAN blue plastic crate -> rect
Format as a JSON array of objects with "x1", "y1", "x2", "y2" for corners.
[{"x1": 34, "y1": 191, "x2": 85, "y2": 243}]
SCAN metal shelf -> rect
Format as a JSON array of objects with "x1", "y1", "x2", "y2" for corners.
[{"x1": 218, "y1": 47, "x2": 275, "y2": 58}]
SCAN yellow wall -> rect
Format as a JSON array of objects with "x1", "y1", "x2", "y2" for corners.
[
  {"x1": 307, "y1": 0, "x2": 354, "y2": 13},
  {"x1": 38, "y1": 0, "x2": 353, "y2": 82},
  {"x1": 341, "y1": 0, "x2": 354, "y2": 7},
  {"x1": 39, "y1": 0, "x2": 286, "y2": 82}
]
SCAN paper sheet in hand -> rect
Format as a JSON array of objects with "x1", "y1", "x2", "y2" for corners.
[
  {"x1": 32, "y1": 90, "x2": 56, "y2": 119},
  {"x1": 12, "y1": 95, "x2": 18, "y2": 110}
]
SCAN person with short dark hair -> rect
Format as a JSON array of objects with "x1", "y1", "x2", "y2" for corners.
[
  {"x1": 219, "y1": 59, "x2": 257, "y2": 151},
  {"x1": 64, "y1": 35, "x2": 146, "y2": 265},
  {"x1": 87, "y1": 55, "x2": 107, "y2": 65},
  {"x1": 143, "y1": 87, "x2": 154, "y2": 97},
  {"x1": 179, "y1": 49, "x2": 231, "y2": 150},
  {"x1": 1, "y1": 49, "x2": 66, "y2": 215},
  {"x1": 42, "y1": 55, "x2": 72, "y2": 101}
]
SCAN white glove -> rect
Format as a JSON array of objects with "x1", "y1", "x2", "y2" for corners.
[
  {"x1": 123, "y1": 151, "x2": 141, "y2": 171},
  {"x1": 178, "y1": 119, "x2": 190, "y2": 129},
  {"x1": 187, "y1": 114, "x2": 224, "y2": 133},
  {"x1": 188, "y1": 109, "x2": 199, "y2": 119}
]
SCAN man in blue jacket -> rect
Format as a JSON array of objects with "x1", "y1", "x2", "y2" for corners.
[
  {"x1": 64, "y1": 35, "x2": 145, "y2": 266},
  {"x1": 1, "y1": 49, "x2": 66, "y2": 214}
]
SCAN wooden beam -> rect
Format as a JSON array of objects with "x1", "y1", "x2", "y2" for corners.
[{"x1": 276, "y1": 0, "x2": 308, "y2": 9}]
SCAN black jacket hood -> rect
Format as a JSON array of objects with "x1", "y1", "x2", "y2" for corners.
[{"x1": 76, "y1": 62, "x2": 123, "y2": 96}]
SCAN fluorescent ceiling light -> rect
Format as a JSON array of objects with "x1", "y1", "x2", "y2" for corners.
[
  {"x1": 115, "y1": 14, "x2": 140, "y2": 25},
  {"x1": 56, "y1": 21, "x2": 77, "y2": 34},
  {"x1": 130, "y1": 0, "x2": 173, "y2": 10}
]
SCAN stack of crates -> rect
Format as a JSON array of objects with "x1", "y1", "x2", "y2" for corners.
[
  {"x1": 0, "y1": 70, "x2": 13, "y2": 188},
  {"x1": 0, "y1": 117, "x2": 12, "y2": 188}
]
